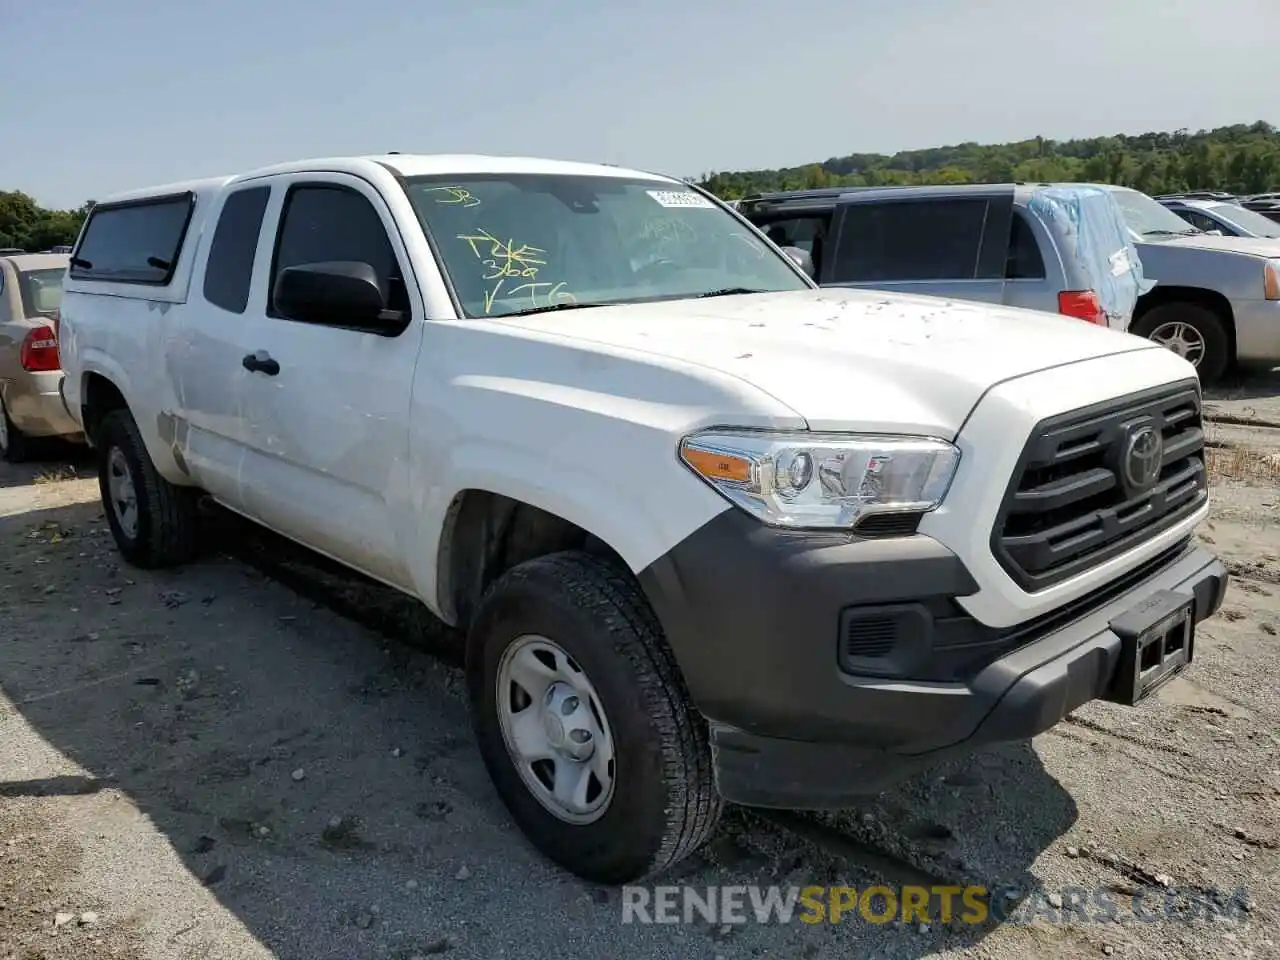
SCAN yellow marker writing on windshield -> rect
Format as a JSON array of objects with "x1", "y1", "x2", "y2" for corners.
[
  {"x1": 456, "y1": 229, "x2": 574, "y2": 314},
  {"x1": 457, "y1": 229, "x2": 547, "y2": 280},
  {"x1": 424, "y1": 186, "x2": 481, "y2": 207}
]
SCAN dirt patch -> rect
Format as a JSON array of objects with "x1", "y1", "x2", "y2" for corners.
[{"x1": 0, "y1": 801, "x2": 144, "y2": 960}]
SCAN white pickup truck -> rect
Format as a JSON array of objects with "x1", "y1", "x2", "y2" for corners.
[{"x1": 56, "y1": 154, "x2": 1227, "y2": 885}]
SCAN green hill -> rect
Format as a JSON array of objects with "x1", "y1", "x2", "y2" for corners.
[{"x1": 697, "y1": 121, "x2": 1280, "y2": 200}]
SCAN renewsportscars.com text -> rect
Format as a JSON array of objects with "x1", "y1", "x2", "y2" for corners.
[{"x1": 621, "y1": 884, "x2": 1253, "y2": 926}]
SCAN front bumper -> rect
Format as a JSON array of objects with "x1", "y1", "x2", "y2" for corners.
[{"x1": 638, "y1": 510, "x2": 1227, "y2": 809}]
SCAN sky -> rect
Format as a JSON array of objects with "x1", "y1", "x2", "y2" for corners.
[{"x1": 5, "y1": 0, "x2": 1279, "y2": 210}]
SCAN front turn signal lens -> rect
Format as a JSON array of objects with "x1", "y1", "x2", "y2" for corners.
[
  {"x1": 1264, "y1": 261, "x2": 1280, "y2": 301},
  {"x1": 681, "y1": 446, "x2": 754, "y2": 484}
]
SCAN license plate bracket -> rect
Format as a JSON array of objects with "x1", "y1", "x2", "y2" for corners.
[{"x1": 1106, "y1": 589, "x2": 1196, "y2": 706}]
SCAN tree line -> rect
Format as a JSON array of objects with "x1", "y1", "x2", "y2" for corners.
[
  {"x1": 0, "y1": 191, "x2": 91, "y2": 251},
  {"x1": 696, "y1": 121, "x2": 1280, "y2": 200}
]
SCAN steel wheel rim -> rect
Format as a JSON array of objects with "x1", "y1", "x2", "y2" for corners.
[
  {"x1": 1147, "y1": 320, "x2": 1206, "y2": 367},
  {"x1": 106, "y1": 447, "x2": 139, "y2": 539},
  {"x1": 495, "y1": 634, "x2": 617, "y2": 824}
]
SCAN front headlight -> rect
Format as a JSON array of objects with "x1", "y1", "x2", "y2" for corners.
[{"x1": 679, "y1": 430, "x2": 960, "y2": 530}]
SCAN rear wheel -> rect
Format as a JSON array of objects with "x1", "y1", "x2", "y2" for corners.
[
  {"x1": 467, "y1": 550, "x2": 722, "y2": 884},
  {"x1": 1130, "y1": 302, "x2": 1230, "y2": 385},
  {"x1": 0, "y1": 399, "x2": 35, "y2": 463},
  {"x1": 97, "y1": 408, "x2": 202, "y2": 568}
]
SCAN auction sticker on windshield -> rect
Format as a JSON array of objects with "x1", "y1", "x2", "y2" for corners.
[{"x1": 647, "y1": 190, "x2": 716, "y2": 209}]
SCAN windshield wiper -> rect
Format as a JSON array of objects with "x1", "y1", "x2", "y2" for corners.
[
  {"x1": 507, "y1": 301, "x2": 607, "y2": 318},
  {"x1": 506, "y1": 288, "x2": 771, "y2": 317},
  {"x1": 1144, "y1": 229, "x2": 1198, "y2": 238},
  {"x1": 694, "y1": 287, "x2": 769, "y2": 298}
]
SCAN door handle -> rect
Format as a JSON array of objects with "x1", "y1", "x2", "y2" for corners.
[{"x1": 242, "y1": 350, "x2": 280, "y2": 376}]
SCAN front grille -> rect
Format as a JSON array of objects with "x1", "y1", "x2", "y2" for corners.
[{"x1": 991, "y1": 380, "x2": 1207, "y2": 592}]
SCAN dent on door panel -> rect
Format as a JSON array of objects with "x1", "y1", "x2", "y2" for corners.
[{"x1": 164, "y1": 311, "x2": 251, "y2": 504}]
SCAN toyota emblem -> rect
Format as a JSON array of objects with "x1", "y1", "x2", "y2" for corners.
[{"x1": 1122, "y1": 425, "x2": 1164, "y2": 492}]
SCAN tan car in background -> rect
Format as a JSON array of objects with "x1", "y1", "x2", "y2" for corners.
[{"x1": 0, "y1": 253, "x2": 82, "y2": 461}]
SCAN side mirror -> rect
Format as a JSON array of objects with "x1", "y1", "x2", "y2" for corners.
[
  {"x1": 781, "y1": 245, "x2": 816, "y2": 280},
  {"x1": 273, "y1": 261, "x2": 404, "y2": 334},
  {"x1": 1206, "y1": 229, "x2": 1224, "y2": 236}
]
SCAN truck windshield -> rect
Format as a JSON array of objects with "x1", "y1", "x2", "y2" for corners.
[
  {"x1": 18, "y1": 267, "x2": 65, "y2": 319},
  {"x1": 1109, "y1": 188, "x2": 1201, "y2": 240},
  {"x1": 402, "y1": 174, "x2": 810, "y2": 318}
]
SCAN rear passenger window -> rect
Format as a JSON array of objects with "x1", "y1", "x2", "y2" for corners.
[
  {"x1": 70, "y1": 194, "x2": 194, "y2": 284},
  {"x1": 203, "y1": 186, "x2": 271, "y2": 314},
  {"x1": 830, "y1": 199, "x2": 988, "y2": 283},
  {"x1": 269, "y1": 184, "x2": 408, "y2": 320},
  {"x1": 1006, "y1": 212, "x2": 1046, "y2": 279}
]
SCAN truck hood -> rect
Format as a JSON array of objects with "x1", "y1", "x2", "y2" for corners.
[
  {"x1": 500, "y1": 288, "x2": 1161, "y2": 437},
  {"x1": 1144, "y1": 234, "x2": 1280, "y2": 259}
]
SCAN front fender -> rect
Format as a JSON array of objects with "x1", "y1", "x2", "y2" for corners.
[
  {"x1": 399, "y1": 323, "x2": 799, "y2": 623},
  {"x1": 405, "y1": 438, "x2": 730, "y2": 623},
  {"x1": 1137, "y1": 243, "x2": 1262, "y2": 298}
]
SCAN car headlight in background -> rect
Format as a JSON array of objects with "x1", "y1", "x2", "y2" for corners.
[
  {"x1": 679, "y1": 430, "x2": 960, "y2": 530},
  {"x1": 1264, "y1": 261, "x2": 1280, "y2": 301}
]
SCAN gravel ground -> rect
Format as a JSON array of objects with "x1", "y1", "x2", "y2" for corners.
[{"x1": 2, "y1": 376, "x2": 1278, "y2": 960}]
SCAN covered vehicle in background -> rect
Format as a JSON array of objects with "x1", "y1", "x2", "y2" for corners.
[
  {"x1": 0, "y1": 253, "x2": 80, "y2": 461},
  {"x1": 737, "y1": 182, "x2": 1149, "y2": 331}
]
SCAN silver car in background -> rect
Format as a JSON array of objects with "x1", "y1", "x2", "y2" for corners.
[
  {"x1": 1102, "y1": 186, "x2": 1280, "y2": 383},
  {"x1": 0, "y1": 253, "x2": 81, "y2": 461},
  {"x1": 1157, "y1": 195, "x2": 1280, "y2": 240}
]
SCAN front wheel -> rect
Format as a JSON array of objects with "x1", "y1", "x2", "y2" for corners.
[
  {"x1": 467, "y1": 550, "x2": 722, "y2": 884},
  {"x1": 1130, "y1": 303, "x2": 1231, "y2": 385},
  {"x1": 96, "y1": 408, "x2": 202, "y2": 568}
]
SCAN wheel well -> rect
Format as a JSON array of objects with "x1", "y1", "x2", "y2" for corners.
[
  {"x1": 81, "y1": 373, "x2": 128, "y2": 446},
  {"x1": 439, "y1": 490, "x2": 627, "y2": 629},
  {"x1": 1132, "y1": 286, "x2": 1237, "y2": 359}
]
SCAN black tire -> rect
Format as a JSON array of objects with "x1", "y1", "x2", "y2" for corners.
[
  {"x1": 0, "y1": 399, "x2": 35, "y2": 463},
  {"x1": 467, "y1": 550, "x2": 722, "y2": 884},
  {"x1": 1130, "y1": 302, "x2": 1231, "y2": 385},
  {"x1": 96, "y1": 408, "x2": 202, "y2": 568}
]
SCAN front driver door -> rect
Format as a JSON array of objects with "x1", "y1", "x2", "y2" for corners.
[{"x1": 236, "y1": 173, "x2": 426, "y2": 589}]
